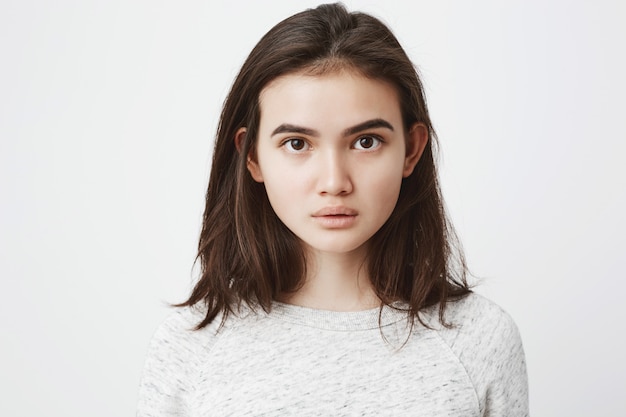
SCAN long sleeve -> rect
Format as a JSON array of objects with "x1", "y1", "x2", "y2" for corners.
[
  {"x1": 429, "y1": 293, "x2": 529, "y2": 416},
  {"x1": 479, "y1": 308, "x2": 528, "y2": 416},
  {"x1": 136, "y1": 308, "x2": 217, "y2": 417}
]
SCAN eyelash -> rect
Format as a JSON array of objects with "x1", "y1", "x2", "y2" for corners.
[{"x1": 281, "y1": 135, "x2": 383, "y2": 153}]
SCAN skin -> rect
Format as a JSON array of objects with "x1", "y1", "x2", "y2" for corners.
[{"x1": 237, "y1": 70, "x2": 428, "y2": 311}]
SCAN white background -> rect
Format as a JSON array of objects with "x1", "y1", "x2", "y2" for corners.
[{"x1": 1, "y1": 0, "x2": 624, "y2": 415}]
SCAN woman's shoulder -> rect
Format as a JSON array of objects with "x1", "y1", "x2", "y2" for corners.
[
  {"x1": 151, "y1": 305, "x2": 218, "y2": 343},
  {"x1": 145, "y1": 305, "x2": 227, "y2": 369},
  {"x1": 423, "y1": 292, "x2": 521, "y2": 346},
  {"x1": 422, "y1": 292, "x2": 529, "y2": 415},
  {"x1": 137, "y1": 305, "x2": 222, "y2": 415}
]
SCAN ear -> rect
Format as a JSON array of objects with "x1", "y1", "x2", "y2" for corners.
[
  {"x1": 235, "y1": 127, "x2": 264, "y2": 183},
  {"x1": 402, "y1": 123, "x2": 429, "y2": 178}
]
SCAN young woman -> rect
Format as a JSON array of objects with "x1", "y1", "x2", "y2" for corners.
[{"x1": 137, "y1": 4, "x2": 528, "y2": 416}]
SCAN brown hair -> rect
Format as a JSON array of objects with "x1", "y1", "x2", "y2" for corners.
[{"x1": 179, "y1": 3, "x2": 470, "y2": 329}]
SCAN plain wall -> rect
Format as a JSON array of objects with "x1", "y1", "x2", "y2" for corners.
[{"x1": 1, "y1": 0, "x2": 624, "y2": 415}]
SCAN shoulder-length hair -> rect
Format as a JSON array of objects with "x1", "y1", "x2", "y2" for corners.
[{"x1": 179, "y1": 3, "x2": 470, "y2": 329}]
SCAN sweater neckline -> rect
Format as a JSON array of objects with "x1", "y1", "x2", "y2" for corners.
[{"x1": 267, "y1": 301, "x2": 409, "y2": 331}]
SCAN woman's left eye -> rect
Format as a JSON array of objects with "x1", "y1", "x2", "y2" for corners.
[
  {"x1": 353, "y1": 135, "x2": 382, "y2": 150},
  {"x1": 282, "y1": 138, "x2": 310, "y2": 152}
]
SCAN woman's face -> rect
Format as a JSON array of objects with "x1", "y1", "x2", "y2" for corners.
[{"x1": 246, "y1": 70, "x2": 427, "y2": 257}]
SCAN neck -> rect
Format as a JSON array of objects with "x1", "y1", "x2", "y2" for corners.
[{"x1": 278, "y1": 246, "x2": 380, "y2": 311}]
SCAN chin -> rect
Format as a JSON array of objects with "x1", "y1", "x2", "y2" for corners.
[{"x1": 305, "y1": 240, "x2": 370, "y2": 256}]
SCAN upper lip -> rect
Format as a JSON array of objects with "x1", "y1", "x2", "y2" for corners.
[{"x1": 312, "y1": 206, "x2": 358, "y2": 217}]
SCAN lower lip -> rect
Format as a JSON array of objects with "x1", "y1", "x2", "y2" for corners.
[{"x1": 312, "y1": 215, "x2": 357, "y2": 228}]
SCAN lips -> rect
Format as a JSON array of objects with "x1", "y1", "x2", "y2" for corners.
[
  {"x1": 311, "y1": 206, "x2": 358, "y2": 229},
  {"x1": 311, "y1": 206, "x2": 358, "y2": 217}
]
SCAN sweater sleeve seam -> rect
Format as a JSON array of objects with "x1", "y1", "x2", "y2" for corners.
[{"x1": 429, "y1": 327, "x2": 483, "y2": 415}]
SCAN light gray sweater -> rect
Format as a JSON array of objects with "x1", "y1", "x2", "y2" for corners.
[{"x1": 137, "y1": 293, "x2": 528, "y2": 416}]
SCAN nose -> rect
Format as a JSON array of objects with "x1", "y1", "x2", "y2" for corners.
[{"x1": 315, "y1": 150, "x2": 353, "y2": 196}]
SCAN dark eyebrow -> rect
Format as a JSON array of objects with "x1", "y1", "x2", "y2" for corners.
[
  {"x1": 342, "y1": 118, "x2": 394, "y2": 136},
  {"x1": 271, "y1": 124, "x2": 319, "y2": 137},
  {"x1": 270, "y1": 118, "x2": 394, "y2": 138}
]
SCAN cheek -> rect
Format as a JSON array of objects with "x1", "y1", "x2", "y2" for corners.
[
  {"x1": 360, "y1": 169, "x2": 404, "y2": 216},
  {"x1": 261, "y1": 169, "x2": 308, "y2": 215},
  {"x1": 376, "y1": 175, "x2": 403, "y2": 209}
]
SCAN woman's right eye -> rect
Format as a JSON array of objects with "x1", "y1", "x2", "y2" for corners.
[{"x1": 283, "y1": 138, "x2": 309, "y2": 152}]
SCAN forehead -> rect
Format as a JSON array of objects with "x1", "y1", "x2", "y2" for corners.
[{"x1": 258, "y1": 71, "x2": 403, "y2": 132}]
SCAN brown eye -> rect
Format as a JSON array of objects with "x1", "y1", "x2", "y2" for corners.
[
  {"x1": 284, "y1": 138, "x2": 309, "y2": 152},
  {"x1": 354, "y1": 135, "x2": 382, "y2": 150},
  {"x1": 290, "y1": 139, "x2": 305, "y2": 150}
]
